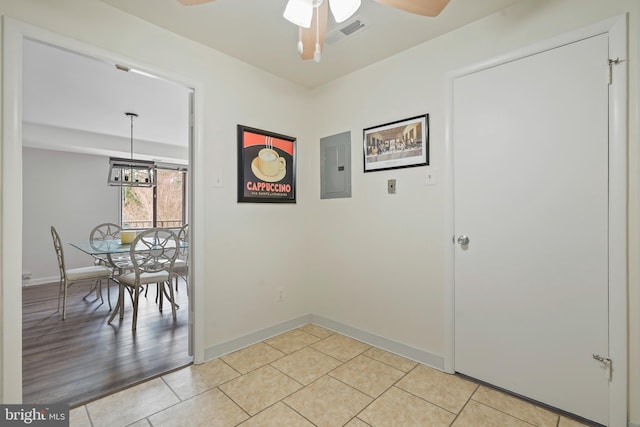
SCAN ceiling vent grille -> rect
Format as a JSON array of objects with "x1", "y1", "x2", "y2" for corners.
[{"x1": 326, "y1": 18, "x2": 366, "y2": 45}]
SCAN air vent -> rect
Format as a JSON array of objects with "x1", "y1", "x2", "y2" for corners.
[
  {"x1": 340, "y1": 19, "x2": 365, "y2": 36},
  {"x1": 326, "y1": 18, "x2": 367, "y2": 45}
]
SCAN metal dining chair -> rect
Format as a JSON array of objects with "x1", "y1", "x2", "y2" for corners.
[
  {"x1": 172, "y1": 223, "x2": 189, "y2": 293},
  {"x1": 51, "y1": 226, "x2": 113, "y2": 320},
  {"x1": 88, "y1": 222, "x2": 125, "y2": 307},
  {"x1": 145, "y1": 224, "x2": 188, "y2": 300},
  {"x1": 89, "y1": 222, "x2": 136, "y2": 272},
  {"x1": 89, "y1": 222, "x2": 121, "y2": 242},
  {"x1": 108, "y1": 228, "x2": 179, "y2": 331}
]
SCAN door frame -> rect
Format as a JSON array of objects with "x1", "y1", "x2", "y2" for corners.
[
  {"x1": 1, "y1": 17, "x2": 207, "y2": 402},
  {"x1": 443, "y1": 15, "x2": 628, "y2": 425}
]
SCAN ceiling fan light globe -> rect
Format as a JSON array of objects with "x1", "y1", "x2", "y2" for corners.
[
  {"x1": 329, "y1": 0, "x2": 361, "y2": 23},
  {"x1": 283, "y1": 0, "x2": 314, "y2": 28}
]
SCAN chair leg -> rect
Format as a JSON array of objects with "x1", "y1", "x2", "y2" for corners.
[
  {"x1": 82, "y1": 280, "x2": 105, "y2": 307},
  {"x1": 82, "y1": 282, "x2": 96, "y2": 301},
  {"x1": 106, "y1": 279, "x2": 112, "y2": 311},
  {"x1": 62, "y1": 281, "x2": 68, "y2": 320},
  {"x1": 167, "y1": 280, "x2": 177, "y2": 321},
  {"x1": 132, "y1": 286, "x2": 140, "y2": 331},
  {"x1": 93, "y1": 280, "x2": 104, "y2": 307},
  {"x1": 107, "y1": 284, "x2": 124, "y2": 325},
  {"x1": 56, "y1": 280, "x2": 63, "y2": 313}
]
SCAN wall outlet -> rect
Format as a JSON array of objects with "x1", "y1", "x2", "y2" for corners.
[{"x1": 276, "y1": 287, "x2": 285, "y2": 302}]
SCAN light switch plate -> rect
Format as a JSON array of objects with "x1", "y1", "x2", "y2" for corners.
[{"x1": 387, "y1": 179, "x2": 396, "y2": 194}]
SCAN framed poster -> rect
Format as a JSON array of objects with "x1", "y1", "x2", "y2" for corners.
[
  {"x1": 363, "y1": 114, "x2": 429, "y2": 172},
  {"x1": 237, "y1": 125, "x2": 296, "y2": 203}
]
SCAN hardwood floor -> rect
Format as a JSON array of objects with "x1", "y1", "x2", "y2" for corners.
[{"x1": 22, "y1": 277, "x2": 192, "y2": 407}]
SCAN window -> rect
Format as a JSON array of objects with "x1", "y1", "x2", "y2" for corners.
[{"x1": 121, "y1": 166, "x2": 186, "y2": 229}]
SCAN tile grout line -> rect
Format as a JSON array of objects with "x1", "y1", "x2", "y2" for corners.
[
  {"x1": 131, "y1": 366, "x2": 248, "y2": 427},
  {"x1": 469, "y1": 384, "x2": 563, "y2": 426},
  {"x1": 446, "y1": 383, "x2": 481, "y2": 426},
  {"x1": 216, "y1": 385, "x2": 252, "y2": 422},
  {"x1": 390, "y1": 364, "x2": 462, "y2": 417},
  {"x1": 465, "y1": 399, "x2": 539, "y2": 426},
  {"x1": 83, "y1": 404, "x2": 96, "y2": 427},
  {"x1": 344, "y1": 358, "x2": 432, "y2": 424}
]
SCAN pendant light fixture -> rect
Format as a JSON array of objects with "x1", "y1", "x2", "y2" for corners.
[{"x1": 107, "y1": 112, "x2": 156, "y2": 187}]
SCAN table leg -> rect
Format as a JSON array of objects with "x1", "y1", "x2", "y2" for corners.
[{"x1": 107, "y1": 283, "x2": 124, "y2": 324}]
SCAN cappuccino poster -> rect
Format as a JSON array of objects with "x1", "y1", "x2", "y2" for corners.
[{"x1": 237, "y1": 125, "x2": 296, "y2": 203}]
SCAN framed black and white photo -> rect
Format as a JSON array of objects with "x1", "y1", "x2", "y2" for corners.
[{"x1": 363, "y1": 114, "x2": 429, "y2": 172}]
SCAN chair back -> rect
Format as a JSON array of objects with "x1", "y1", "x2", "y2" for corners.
[
  {"x1": 90, "y1": 223, "x2": 121, "y2": 241},
  {"x1": 177, "y1": 223, "x2": 189, "y2": 258},
  {"x1": 130, "y1": 228, "x2": 179, "y2": 276},
  {"x1": 50, "y1": 226, "x2": 67, "y2": 281}
]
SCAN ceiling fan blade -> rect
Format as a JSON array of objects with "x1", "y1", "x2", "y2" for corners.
[
  {"x1": 300, "y1": 0, "x2": 328, "y2": 60},
  {"x1": 176, "y1": 0, "x2": 216, "y2": 6},
  {"x1": 374, "y1": 0, "x2": 450, "y2": 17}
]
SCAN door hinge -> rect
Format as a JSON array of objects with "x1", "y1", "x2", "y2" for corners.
[
  {"x1": 593, "y1": 354, "x2": 612, "y2": 381},
  {"x1": 608, "y1": 58, "x2": 623, "y2": 85}
]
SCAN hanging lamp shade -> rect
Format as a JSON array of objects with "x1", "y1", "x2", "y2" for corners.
[
  {"x1": 108, "y1": 157, "x2": 156, "y2": 186},
  {"x1": 107, "y1": 112, "x2": 156, "y2": 187}
]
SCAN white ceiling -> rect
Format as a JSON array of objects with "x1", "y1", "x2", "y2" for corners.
[
  {"x1": 22, "y1": 39, "x2": 191, "y2": 163},
  {"x1": 23, "y1": 39, "x2": 190, "y2": 146},
  {"x1": 100, "y1": 0, "x2": 523, "y2": 88},
  {"x1": 22, "y1": 0, "x2": 523, "y2": 161}
]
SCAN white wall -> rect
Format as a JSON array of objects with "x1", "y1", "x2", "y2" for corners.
[
  {"x1": 0, "y1": 0, "x2": 311, "y2": 404},
  {"x1": 308, "y1": 0, "x2": 639, "y2": 423},
  {"x1": 22, "y1": 148, "x2": 120, "y2": 284},
  {"x1": 2, "y1": 0, "x2": 639, "y2": 424}
]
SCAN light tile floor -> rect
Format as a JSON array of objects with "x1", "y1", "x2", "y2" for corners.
[{"x1": 70, "y1": 324, "x2": 592, "y2": 427}]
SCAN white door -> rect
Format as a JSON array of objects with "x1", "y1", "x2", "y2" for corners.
[{"x1": 453, "y1": 34, "x2": 609, "y2": 424}]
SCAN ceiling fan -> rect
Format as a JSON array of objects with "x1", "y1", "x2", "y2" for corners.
[{"x1": 176, "y1": 0, "x2": 451, "y2": 62}]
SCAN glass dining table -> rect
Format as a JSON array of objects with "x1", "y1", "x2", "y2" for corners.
[
  {"x1": 69, "y1": 237, "x2": 187, "y2": 326},
  {"x1": 70, "y1": 239, "x2": 137, "y2": 257},
  {"x1": 69, "y1": 237, "x2": 187, "y2": 258}
]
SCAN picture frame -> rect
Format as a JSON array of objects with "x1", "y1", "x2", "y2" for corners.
[
  {"x1": 363, "y1": 114, "x2": 429, "y2": 172},
  {"x1": 237, "y1": 125, "x2": 296, "y2": 203}
]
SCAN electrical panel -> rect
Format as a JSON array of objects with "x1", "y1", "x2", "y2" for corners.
[{"x1": 320, "y1": 131, "x2": 352, "y2": 199}]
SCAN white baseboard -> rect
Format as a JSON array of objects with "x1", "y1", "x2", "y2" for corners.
[
  {"x1": 204, "y1": 315, "x2": 312, "y2": 361},
  {"x1": 203, "y1": 313, "x2": 445, "y2": 372},
  {"x1": 309, "y1": 314, "x2": 445, "y2": 371},
  {"x1": 22, "y1": 276, "x2": 58, "y2": 287}
]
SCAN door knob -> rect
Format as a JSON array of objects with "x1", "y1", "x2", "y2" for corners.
[{"x1": 457, "y1": 235, "x2": 470, "y2": 245}]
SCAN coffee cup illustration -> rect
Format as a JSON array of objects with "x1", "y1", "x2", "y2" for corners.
[{"x1": 257, "y1": 148, "x2": 286, "y2": 177}]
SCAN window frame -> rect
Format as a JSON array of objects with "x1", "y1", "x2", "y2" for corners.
[{"x1": 120, "y1": 163, "x2": 187, "y2": 230}]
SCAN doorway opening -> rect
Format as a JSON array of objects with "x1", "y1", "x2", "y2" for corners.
[{"x1": 18, "y1": 35, "x2": 196, "y2": 406}]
